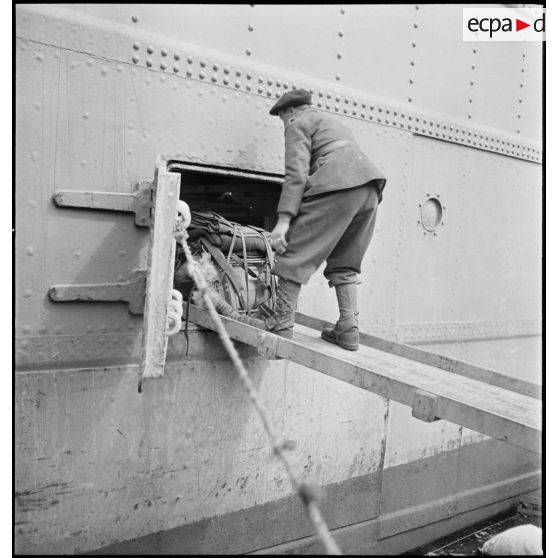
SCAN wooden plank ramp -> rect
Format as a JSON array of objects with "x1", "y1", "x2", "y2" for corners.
[
  {"x1": 188, "y1": 306, "x2": 542, "y2": 455},
  {"x1": 295, "y1": 313, "x2": 542, "y2": 400}
]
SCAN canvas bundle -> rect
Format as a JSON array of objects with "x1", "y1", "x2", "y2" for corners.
[{"x1": 175, "y1": 211, "x2": 277, "y2": 316}]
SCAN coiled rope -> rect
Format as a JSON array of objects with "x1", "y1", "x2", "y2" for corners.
[{"x1": 174, "y1": 217, "x2": 342, "y2": 555}]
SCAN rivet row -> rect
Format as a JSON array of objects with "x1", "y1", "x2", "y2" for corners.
[{"x1": 128, "y1": 45, "x2": 541, "y2": 162}]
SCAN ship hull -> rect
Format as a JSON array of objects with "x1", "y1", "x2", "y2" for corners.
[{"x1": 15, "y1": 4, "x2": 541, "y2": 554}]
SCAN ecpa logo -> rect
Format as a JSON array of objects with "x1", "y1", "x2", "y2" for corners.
[{"x1": 463, "y1": 8, "x2": 545, "y2": 42}]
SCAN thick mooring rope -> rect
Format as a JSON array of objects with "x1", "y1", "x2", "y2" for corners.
[{"x1": 175, "y1": 225, "x2": 342, "y2": 556}]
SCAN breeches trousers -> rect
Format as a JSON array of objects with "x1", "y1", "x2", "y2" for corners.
[{"x1": 272, "y1": 182, "x2": 379, "y2": 286}]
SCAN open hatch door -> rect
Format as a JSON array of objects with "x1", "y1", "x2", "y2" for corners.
[
  {"x1": 139, "y1": 160, "x2": 181, "y2": 379},
  {"x1": 49, "y1": 157, "x2": 181, "y2": 381}
]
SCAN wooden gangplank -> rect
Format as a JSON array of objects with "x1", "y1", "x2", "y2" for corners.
[
  {"x1": 189, "y1": 307, "x2": 542, "y2": 455},
  {"x1": 295, "y1": 313, "x2": 542, "y2": 400}
]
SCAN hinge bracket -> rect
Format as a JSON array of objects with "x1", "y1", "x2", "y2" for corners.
[
  {"x1": 52, "y1": 180, "x2": 154, "y2": 227},
  {"x1": 48, "y1": 269, "x2": 147, "y2": 314}
]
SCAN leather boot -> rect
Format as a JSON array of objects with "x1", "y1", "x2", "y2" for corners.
[
  {"x1": 265, "y1": 277, "x2": 301, "y2": 339},
  {"x1": 321, "y1": 283, "x2": 359, "y2": 350}
]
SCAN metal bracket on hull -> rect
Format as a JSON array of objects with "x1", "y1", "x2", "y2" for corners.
[
  {"x1": 48, "y1": 269, "x2": 147, "y2": 314},
  {"x1": 48, "y1": 182, "x2": 154, "y2": 315},
  {"x1": 52, "y1": 182, "x2": 154, "y2": 227}
]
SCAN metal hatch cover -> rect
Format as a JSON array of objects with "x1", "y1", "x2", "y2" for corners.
[
  {"x1": 140, "y1": 159, "x2": 180, "y2": 380},
  {"x1": 48, "y1": 157, "x2": 181, "y2": 382}
]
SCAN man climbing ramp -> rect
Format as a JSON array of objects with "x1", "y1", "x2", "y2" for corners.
[{"x1": 265, "y1": 89, "x2": 386, "y2": 350}]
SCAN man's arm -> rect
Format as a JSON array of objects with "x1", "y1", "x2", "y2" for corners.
[{"x1": 276, "y1": 120, "x2": 312, "y2": 218}]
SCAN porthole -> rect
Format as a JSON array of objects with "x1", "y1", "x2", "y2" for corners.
[{"x1": 420, "y1": 196, "x2": 444, "y2": 232}]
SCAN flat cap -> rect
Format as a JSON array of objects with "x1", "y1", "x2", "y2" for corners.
[{"x1": 269, "y1": 89, "x2": 312, "y2": 115}]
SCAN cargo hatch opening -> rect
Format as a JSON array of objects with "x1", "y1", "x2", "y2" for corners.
[
  {"x1": 168, "y1": 161, "x2": 283, "y2": 231},
  {"x1": 168, "y1": 161, "x2": 284, "y2": 353}
]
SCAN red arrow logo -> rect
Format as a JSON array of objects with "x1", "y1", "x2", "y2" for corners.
[{"x1": 516, "y1": 18, "x2": 530, "y2": 31}]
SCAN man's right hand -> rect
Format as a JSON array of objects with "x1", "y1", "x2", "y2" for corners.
[{"x1": 268, "y1": 215, "x2": 292, "y2": 255}]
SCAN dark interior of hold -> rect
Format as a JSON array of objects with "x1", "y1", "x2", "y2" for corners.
[{"x1": 175, "y1": 168, "x2": 282, "y2": 231}]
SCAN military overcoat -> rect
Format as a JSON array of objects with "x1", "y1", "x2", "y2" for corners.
[{"x1": 277, "y1": 107, "x2": 386, "y2": 217}]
